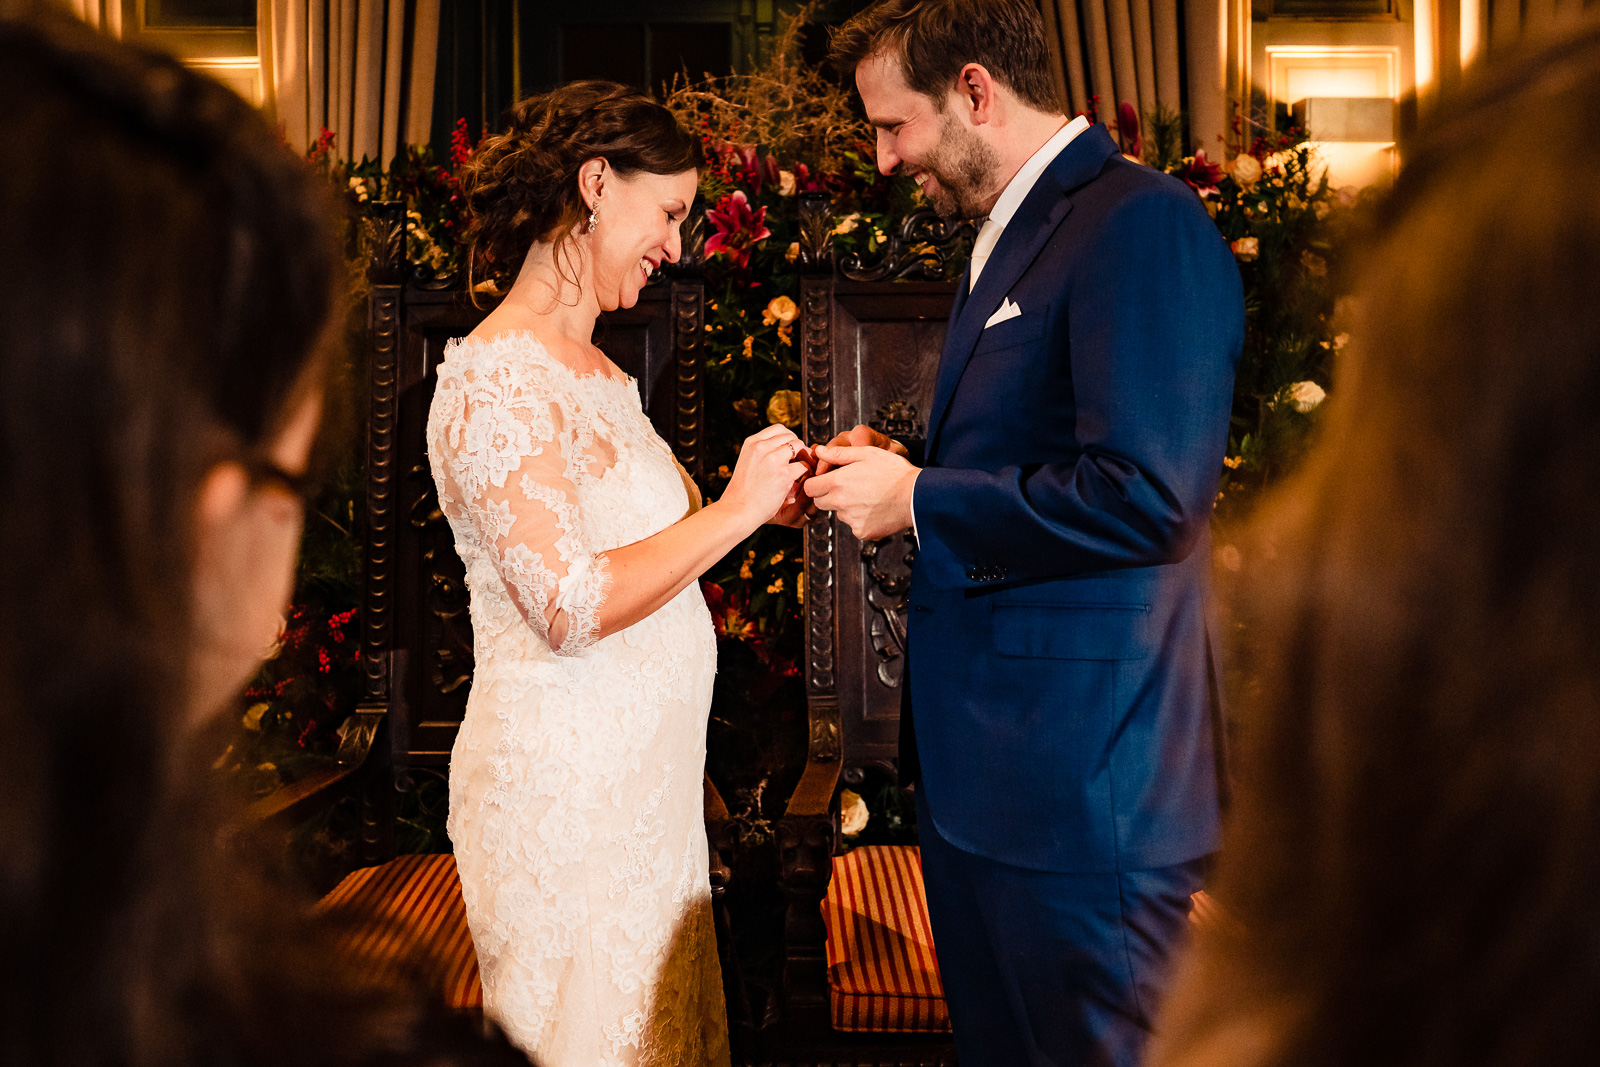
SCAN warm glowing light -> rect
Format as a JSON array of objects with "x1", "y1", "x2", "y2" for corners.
[
  {"x1": 185, "y1": 57, "x2": 264, "y2": 106},
  {"x1": 1416, "y1": 0, "x2": 1436, "y2": 92},
  {"x1": 1306, "y1": 141, "x2": 1399, "y2": 189},
  {"x1": 1461, "y1": 0, "x2": 1482, "y2": 66},
  {"x1": 1265, "y1": 47, "x2": 1402, "y2": 106}
]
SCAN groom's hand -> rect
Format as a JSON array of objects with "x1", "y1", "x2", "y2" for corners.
[
  {"x1": 815, "y1": 424, "x2": 910, "y2": 475},
  {"x1": 804, "y1": 445, "x2": 919, "y2": 541}
]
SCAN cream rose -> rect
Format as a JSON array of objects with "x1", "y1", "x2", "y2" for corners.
[
  {"x1": 1229, "y1": 153, "x2": 1262, "y2": 186},
  {"x1": 1231, "y1": 236, "x2": 1259, "y2": 261},
  {"x1": 1285, "y1": 380, "x2": 1326, "y2": 413},
  {"x1": 766, "y1": 389, "x2": 803, "y2": 430},
  {"x1": 839, "y1": 789, "x2": 869, "y2": 836}
]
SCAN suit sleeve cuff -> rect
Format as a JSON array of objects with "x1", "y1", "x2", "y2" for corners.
[{"x1": 909, "y1": 466, "x2": 973, "y2": 590}]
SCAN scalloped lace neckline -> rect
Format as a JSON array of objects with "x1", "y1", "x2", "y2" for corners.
[{"x1": 449, "y1": 329, "x2": 637, "y2": 395}]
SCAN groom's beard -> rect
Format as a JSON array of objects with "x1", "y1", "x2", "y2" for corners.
[{"x1": 910, "y1": 110, "x2": 1001, "y2": 221}]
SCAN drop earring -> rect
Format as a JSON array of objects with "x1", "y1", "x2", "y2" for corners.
[{"x1": 585, "y1": 193, "x2": 600, "y2": 234}]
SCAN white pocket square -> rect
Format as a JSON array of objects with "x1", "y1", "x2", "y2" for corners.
[{"x1": 984, "y1": 298, "x2": 1022, "y2": 329}]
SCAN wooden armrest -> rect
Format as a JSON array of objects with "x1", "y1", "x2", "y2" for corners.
[
  {"x1": 703, "y1": 771, "x2": 731, "y2": 822},
  {"x1": 238, "y1": 706, "x2": 386, "y2": 830},
  {"x1": 241, "y1": 763, "x2": 359, "y2": 827},
  {"x1": 781, "y1": 755, "x2": 841, "y2": 820},
  {"x1": 703, "y1": 772, "x2": 734, "y2": 895}
]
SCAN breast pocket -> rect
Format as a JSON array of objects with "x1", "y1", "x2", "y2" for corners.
[
  {"x1": 973, "y1": 304, "x2": 1049, "y2": 354},
  {"x1": 990, "y1": 602, "x2": 1154, "y2": 660}
]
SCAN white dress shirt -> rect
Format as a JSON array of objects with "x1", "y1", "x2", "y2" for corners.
[
  {"x1": 968, "y1": 114, "x2": 1091, "y2": 291},
  {"x1": 907, "y1": 114, "x2": 1092, "y2": 540}
]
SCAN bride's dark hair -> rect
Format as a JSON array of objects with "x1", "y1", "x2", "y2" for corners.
[
  {"x1": 0, "y1": 13, "x2": 520, "y2": 1067},
  {"x1": 459, "y1": 80, "x2": 700, "y2": 289}
]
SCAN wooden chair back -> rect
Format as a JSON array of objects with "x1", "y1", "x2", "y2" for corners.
[{"x1": 770, "y1": 195, "x2": 970, "y2": 1063}]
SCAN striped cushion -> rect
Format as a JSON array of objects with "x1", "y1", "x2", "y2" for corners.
[
  {"x1": 318, "y1": 852, "x2": 482, "y2": 1011},
  {"x1": 822, "y1": 845, "x2": 951, "y2": 1033}
]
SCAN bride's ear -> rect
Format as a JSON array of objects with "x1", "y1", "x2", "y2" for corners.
[{"x1": 577, "y1": 157, "x2": 611, "y2": 214}]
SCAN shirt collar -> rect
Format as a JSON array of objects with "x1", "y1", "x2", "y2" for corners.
[{"x1": 985, "y1": 114, "x2": 1092, "y2": 229}]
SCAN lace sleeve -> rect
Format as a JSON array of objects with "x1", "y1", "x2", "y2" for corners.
[{"x1": 435, "y1": 362, "x2": 609, "y2": 656}]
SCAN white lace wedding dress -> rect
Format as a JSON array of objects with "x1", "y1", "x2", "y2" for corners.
[{"x1": 426, "y1": 330, "x2": 729, "y2": 1067}]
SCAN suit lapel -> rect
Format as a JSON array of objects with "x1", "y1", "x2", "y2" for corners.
[{"x1": 924, "y1": 125, "x2": 1121, "y2": 456}]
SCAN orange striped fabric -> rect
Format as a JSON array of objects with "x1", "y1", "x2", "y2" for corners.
[
  {"x1": 822, "y1": 844, "x2": 951, "y2": 1033},
  {"x1": 318, "y1": 852, "x2": 483, "y2": 1012}
]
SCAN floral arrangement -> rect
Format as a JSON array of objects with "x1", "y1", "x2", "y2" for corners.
[{"x1": 1156, "y1": 118, "x2": 1353, "y2": 565}]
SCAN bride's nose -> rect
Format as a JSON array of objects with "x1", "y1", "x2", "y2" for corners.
[{"x1": 663, "y1": 228, "x2": 681, "y2": 264}]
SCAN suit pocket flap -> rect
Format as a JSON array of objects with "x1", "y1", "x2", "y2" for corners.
[
  {"x1": 973, "y1": 306, "x2": 1048, "y2": 352},
  {"x1": 991, "y1": 603, "x2": 1153, "y2": 660}
]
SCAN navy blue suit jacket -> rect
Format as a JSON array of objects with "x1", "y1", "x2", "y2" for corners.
[{"x1": 904, "y1": 124, "x2": 1243, "y2": 874}]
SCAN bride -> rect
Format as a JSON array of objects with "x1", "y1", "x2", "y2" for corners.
[{"x1": 427, "y1": 81, "x2": 809, "y2": 1065}]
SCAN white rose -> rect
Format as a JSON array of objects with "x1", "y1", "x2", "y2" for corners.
[
  {"x1": 839, "y1": 789, "x2": 869, "y2": 836},
  {"x1": 777, "y1": 169, "x2": 797, "y2": 196},
  {"x1": 1229, "y1": 154, "x2": 1262, "y2": 186},
  {"x1": 1285, "y1": 380, "x2": 1326, "y2": 413},
  {"x1": 1231, "y1": 236, "x2": 1259, "y2": 261}
]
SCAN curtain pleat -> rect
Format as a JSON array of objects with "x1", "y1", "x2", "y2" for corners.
[
  {"x1": 264, "y1": 0, "x2": 435, "y2": 162},
  {"x1": 1184, "y1": 0, "x2": 1227, "y2": 154},
  {"x1": 351, "y1": 0, "x2": 382, "y2": 160},
  {"x1": 1489, "y1": 0, "x2": 1522, "y2": 53},
  {"x1": 1484, "y1": 0, "x2": 1597, "y2": 58},
  {"x1": 1083, "y1": 0, "x2": 1118, "y2": 117},
  {"x1": 68, "y1": 0, "x2": 121, "y2": 33},
  {"x1": 407, "y1": 0, "x2": 441, "y2": 147},
  {"x1": 381, "y1": 0, "x2": 407, "y2": 162},
  {"x1": 1151, "y1": 0, "x2": 1182, "y2": 110},
  {"x1": 1129, "y1": 0, "x2": 1159, "y2": 119},
  {"x1": 1041, "y1": 0, "x2": 1228, "y2": 150},
  {"x1": 1106, "y1": 0, "x2": 1142, "y2": 115}
]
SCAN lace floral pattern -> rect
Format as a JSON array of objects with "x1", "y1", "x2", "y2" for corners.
[{"x1": 427, "y1": 331, "x2": 728, "y2": 1067}]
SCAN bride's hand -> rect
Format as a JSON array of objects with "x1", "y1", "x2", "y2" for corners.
[
  {"x1": 718, "y1": 424, "x2": 810, "y2": 527},
  {"x1": 768, "y1": 457, "x2": 819, "y2": 527}
]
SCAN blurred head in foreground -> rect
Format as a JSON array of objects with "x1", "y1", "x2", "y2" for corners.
[
  {"x1": 0, "y1": 13, "x2": 517, "y2": 1067},
  {"x1": 1148, "y1": 20, "x2": 1600, "y2": 1067}
]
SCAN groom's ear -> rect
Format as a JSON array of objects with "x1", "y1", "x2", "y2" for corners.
[{"x1": 956, "y1": 63, "x2": 1000, "y2": 125}]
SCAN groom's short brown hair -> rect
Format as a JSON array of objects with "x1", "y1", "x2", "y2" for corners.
[{"x1": 829, "y1": 0, "x2": 1061, "y2": 114}]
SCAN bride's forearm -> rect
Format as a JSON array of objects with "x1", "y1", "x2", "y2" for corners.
[{"x1": 590, "y1": 499, "x2": 760, "y2": 640}]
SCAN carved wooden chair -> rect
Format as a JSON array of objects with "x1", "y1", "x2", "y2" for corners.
[
  {"x1": 756, "y1": 195, "x2": 974, "y2": 1066},
  {"x1": 252, "y1": 201, "x2": 742, "y2": 1017}
]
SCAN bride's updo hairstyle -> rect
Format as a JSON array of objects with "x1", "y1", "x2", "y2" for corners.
[{"x1": 459, "y1": 80, "x2": 700, "y2": 287}]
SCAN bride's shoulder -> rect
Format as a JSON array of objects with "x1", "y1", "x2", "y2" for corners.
[{"x1": 438, "y1": 330, "x2": 566, "y2": 393}]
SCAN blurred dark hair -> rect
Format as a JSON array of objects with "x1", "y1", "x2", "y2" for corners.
[
  {"x1": 459, "y1": 80, "x2": 700, "y2": 289},
  {"x1": 0, "y1": 13, "x2": 517, "y2": 1067},
  {"x1": 828, "y1": 0, "x2": 1060, "y2": 113},
  {"x1": 1150, "y1": 18, "x2": 1600, "y2": 1067}
]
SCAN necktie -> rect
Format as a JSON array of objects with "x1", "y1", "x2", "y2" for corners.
[{"x1": 968, "y1": 216, "x2": 1000, "y2": 292}]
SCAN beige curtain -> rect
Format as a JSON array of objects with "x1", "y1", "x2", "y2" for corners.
[
  {"x1": 1040, "y1": 0, "x2": 1229, "y2": 154},
  {"x1": 260, "y1": 0, "x2": 440, "y2": 163},
  {"x1": 59, "y1": 0, "x2": 119, "y2": 31},
  {"x1": 1486, "y1": 0, "x2": 1600, "y2": 54},
  {"x1": 64, "y1": 0, "x2": 121, "y2": 33}
]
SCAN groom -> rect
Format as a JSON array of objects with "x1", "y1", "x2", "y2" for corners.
[{"x1": 804, "y1": 1, "x2": 1243, "y2": 1063}]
